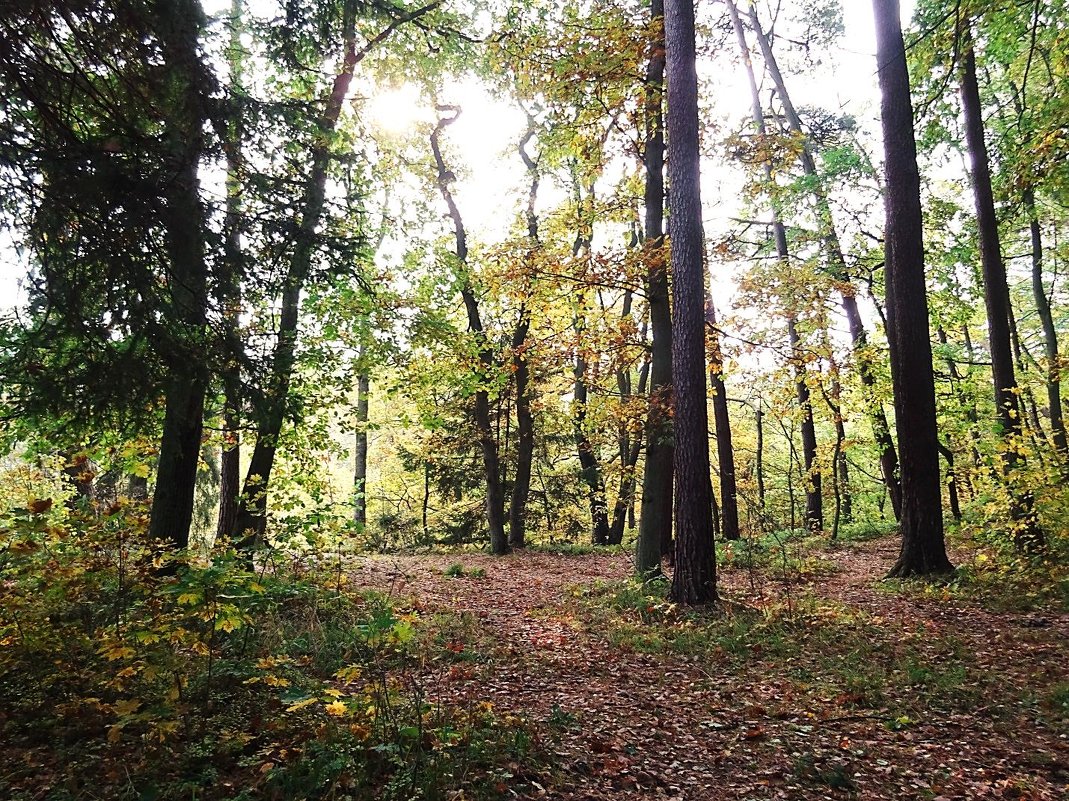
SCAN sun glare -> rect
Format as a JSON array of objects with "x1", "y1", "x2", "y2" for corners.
[{"x1": 366, "y1": 83, "x2": 429, "y2": 135}]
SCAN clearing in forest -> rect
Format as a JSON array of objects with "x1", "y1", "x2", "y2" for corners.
[{"x1": 350, "y1": 536, "x2": 1068, "y2": 800}]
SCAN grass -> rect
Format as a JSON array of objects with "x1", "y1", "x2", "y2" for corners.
[
  {"x1": 574, "y1": 577, "x2": 993, "y2": 719},
  {"x1": 443, "y1": 563, "x2": 487, "y2": 579}
]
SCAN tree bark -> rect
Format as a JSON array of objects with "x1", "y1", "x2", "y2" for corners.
[
  {"x1": 149, "y1": 0, "x2": 210, "y2": 550},
  {"x1": 665, "y1": 0, "x2": 716, "y2": 605},
  {"x1": 636, "y1": 0, "x2": 674, "y2": 577},
  {"x1": 873, "y1": 0, "x2": 952, "y2": 577},
  {"x1": 958, "y1": 20, "x2": 1044, "y2": 550}
]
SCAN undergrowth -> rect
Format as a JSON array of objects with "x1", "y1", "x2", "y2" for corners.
[{"x1": 0, "y1": 503, "x2": 539, "y2": 800}]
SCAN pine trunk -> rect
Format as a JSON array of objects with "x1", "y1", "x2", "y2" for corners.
[
  {"x1": 665, "y1": 0, "x2": 716, "y2": 605},
  {"x1": 873, "y1": 0, "x2": 952, "y2": 577}
]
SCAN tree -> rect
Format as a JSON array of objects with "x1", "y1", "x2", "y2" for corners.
[
  {"x1": 635, "y1": 0, "x2": 675, "y2": 577},
  {"x1": 0, "y1": 0, "x2": 216, "y2": 550},
  {"x1": 665, "y1": 0, "x2": 716, "y2": 605},
  {"x1": 957, "y1": 16, "x2": 1044, "y2": 551},
  {"x1": 737, "y1": 0, "x2": 902, "y2": 521},
  {"x1": 430, "y1": 105, "x2": 509, "y2": 555},
  {"x1": 872, "y1": 0, "x2": 952, "y2": 577}
]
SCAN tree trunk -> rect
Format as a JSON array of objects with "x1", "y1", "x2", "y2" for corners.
[
  {"x1": 665, "y1": 0, "x2": 716, "y2": 605},
  {"x1": 1025, "y1": 188, "x2": 1068, "y2": 465},
  {"x1": 726, "y1": 0, "x2": 821, "y2": 533},
  {"x1": 431, "y1": 106, "x2": 508, "y2": 555},
  {"x1": 959, "y1": 20, "x2": 1044, "y2": 550},
  {"x1": 574, "y1": 341, "x2": 611, "y2": 545},
  {"x1": 611, "y1": 351, "x2": 648, "y2": 544},
  {"x1": 705, "y1": 293, "x2": 740, "y2": 540},
  {"x1": 232, "y1": 1, "x2": 440, "y2": 546},
  {"x1": 873, "y1": 0, "x2": 952, "y2": 577},
  {"x1": 789, "y1": 317, "x2": 823, "y2": 531},
  {"x1": 353, "y1": 370, "x2": 370, "y2": 528},
  {"x1": 636, "y1": 0, "x2": 674, "y2": 577},
  {"x1": 149, "y1": 0, "x2": 210, "y2": 551},
  {"x1": 216, "y1": 0, "x2": 244, "y2": 542},
  {"x1": 509, "y1": 127, "x2": 540, "y2": 548}
]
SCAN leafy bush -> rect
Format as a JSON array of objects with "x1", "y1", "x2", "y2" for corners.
[{"x1": 0, "y1": 503, "x2": 537, "y2": 800}]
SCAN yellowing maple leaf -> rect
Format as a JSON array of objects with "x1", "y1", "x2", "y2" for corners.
[{"x1": 324, "y1": 700, "x2": 349, "y2": 717}]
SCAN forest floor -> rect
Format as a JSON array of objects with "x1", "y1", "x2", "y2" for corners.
[{"x1": 349, "y1": 535, "x2": 1068, "y2": 801}]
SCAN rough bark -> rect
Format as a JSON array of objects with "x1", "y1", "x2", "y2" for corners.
[
  {"x1": 959, "y1": 21, "x2": 1044, "y2": 550},
  {"x1": 636, "y1": 0, "x2": 674, "y2": 578},
  {"x1": 873, "y1": 0, "x2": 952, "y2": 577},
  {"x1": 665, "y1": 0, "x2": 716, "y2": 605}
]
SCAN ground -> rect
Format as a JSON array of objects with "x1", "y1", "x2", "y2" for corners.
[{"x1": 349, "y1": 536, "x2": 1068, "y2": 800}]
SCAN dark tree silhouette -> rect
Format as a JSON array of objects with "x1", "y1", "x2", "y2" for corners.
[
  {"x1": 665, "y1": 0, "x2": 716, "y2": 605},
  {"x1": 872, "y1": 0, "x2": 952, "y2": 577}
]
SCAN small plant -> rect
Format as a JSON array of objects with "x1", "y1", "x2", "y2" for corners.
[{"x1": 443, "y1": 563, "x2": 486, "y2": 579}]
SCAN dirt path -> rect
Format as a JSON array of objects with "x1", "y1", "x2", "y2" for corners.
[{"x1": 350, "y1": 542, "x2": 1068, "y2": 800}]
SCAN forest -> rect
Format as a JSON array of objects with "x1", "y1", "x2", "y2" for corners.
[{"x1": 0, "y1": 0, "x2": 1066, "y2": 798}]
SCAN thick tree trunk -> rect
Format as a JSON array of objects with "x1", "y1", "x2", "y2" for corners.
[
  {"x1": 873, "y1": 0, "x2": 952, "y2": 577},
  {"x1": 959, "y1": 21, "x2": 1044, "y2": 550},
  {"x1": 665, "y1": 0, "x2": 717, "y2": 605},
  {"x1": 636, "y1": 0, "x2": 674, "y2": 577},
  {"x1": 149, "y1": 0, "x2": 210, "y2": 550},
  {"x1": 705, "y1": 294, "x2": 740, "y2": 541},
  {"x1": 738, "y1": 0, "x2": 902, "y2": 519},
  {"x1": 353, "y1": 370, "x2": 369, "y2": 528},
  {"x1": 431, "y1": 106, "x2": 508, "y2": 555}
]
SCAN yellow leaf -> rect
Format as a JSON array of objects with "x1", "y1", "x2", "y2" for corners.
[
  {"x1": 286, "y1": 697, "x2": 318, "y2": 712},
  {"x1": 323, "y1": 688, "x2": 345, "y2": 698},
  {"x1": 324, "y1": 700, "x2": 348, "y2": 717},
  {"x1": 113, "y1": 699, "x2": 141, "y2": 717},
  {"x1": 334, "y1": 665, "x2": 363, "y2": 683},
  {"x1": 177, "y1": 592, "x2": 201, "y2": 606}
]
